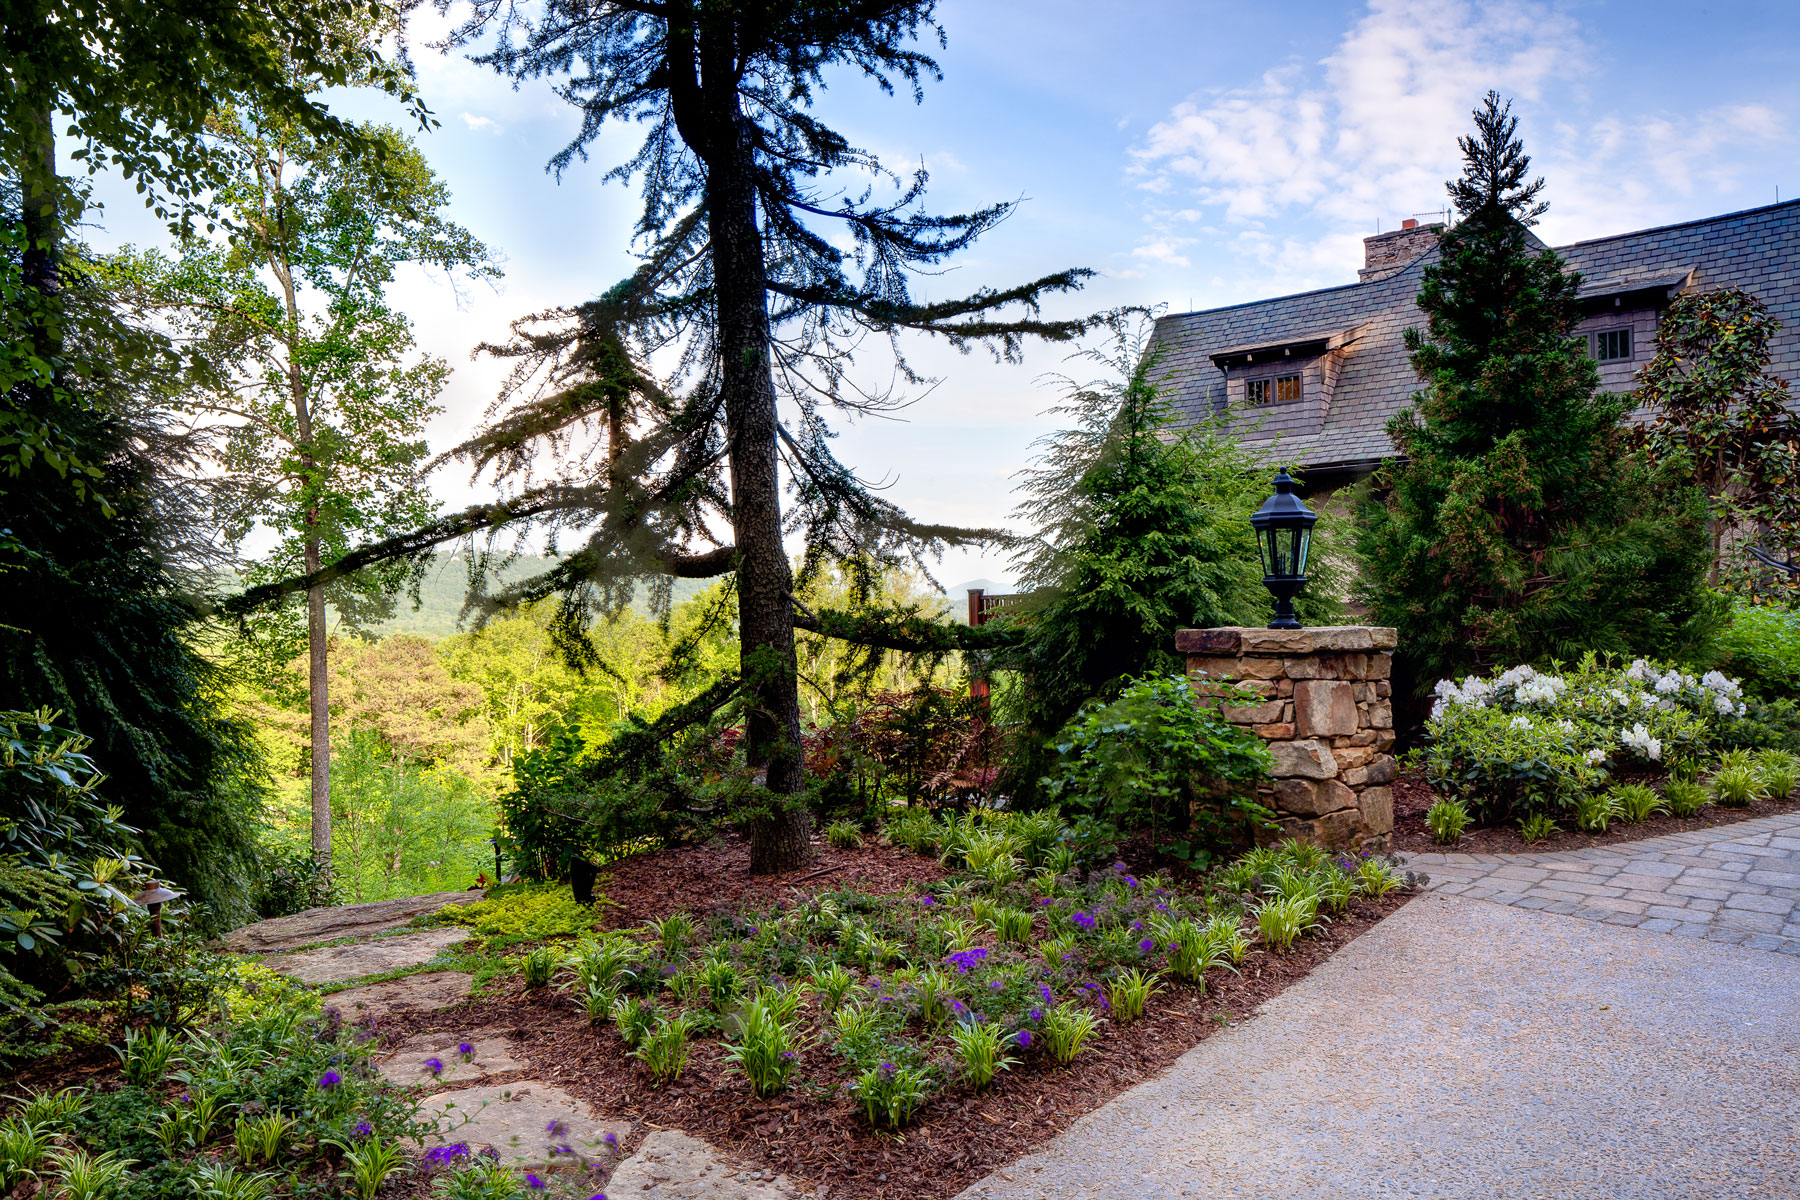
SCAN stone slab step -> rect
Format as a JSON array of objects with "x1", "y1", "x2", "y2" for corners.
[
  {"x1": 416, "y1": 1081, "x2": 629, "y2": 1171},
  {"x1": 606, "y1": 1129, "x2": 798, "y2": 1199},
  {"x1": 263, "y1": 926, "x2": 468, "y2": 985},
  {"x1": 221, "y1": 890, "x2": 483, "y2": 953},
  {"x1": 379, "y1": 1030, "x2": 525, "y2": 1086}
]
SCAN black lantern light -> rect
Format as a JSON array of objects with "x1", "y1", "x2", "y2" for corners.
[{"x1": 1249, "y1": 469, "x2": 1318, "y2": 630}]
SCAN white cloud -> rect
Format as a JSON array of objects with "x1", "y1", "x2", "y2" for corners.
[
  {"x1": 459, "y1": 113, "x2": 501, "y2": 134},
  {"x1": 1128, "y1": 0, "x2": 1795, "y2": 295}
]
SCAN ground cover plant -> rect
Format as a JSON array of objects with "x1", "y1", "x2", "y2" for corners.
[{"x1": 367, "y1": 808, "x2": 1413, "y2": 1198}]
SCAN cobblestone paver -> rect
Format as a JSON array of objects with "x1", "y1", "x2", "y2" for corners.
[{"x1": 1400, "y1": 812, "x2": 1800, "y2": 957}]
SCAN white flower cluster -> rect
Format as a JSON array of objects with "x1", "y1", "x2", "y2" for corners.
[
  {"x1": 1514, "y1": 674, "x2": 1568, "y2": 706},
  {"x1": 1701, "y1": 670, "x2": 1748, "y2": 717},
  {"x1": 1431, "y1": 675, "x2": 1495, "y2": 718},
  {"x1": 1620, "y1": 723, "x2": 1663, "y2": 761}
]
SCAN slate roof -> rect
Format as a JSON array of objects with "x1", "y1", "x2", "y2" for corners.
[{"x1": 1151, "y1": 198, "x2": 1800, "y2": 474}]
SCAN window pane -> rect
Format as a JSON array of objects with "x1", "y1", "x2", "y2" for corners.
[
  {"x1": 1245, "y1": 378, "x2": 1270, "y2": 405},
  {"x1": 1275, "y1": 374, "x2": 1302, "y2": 403}
]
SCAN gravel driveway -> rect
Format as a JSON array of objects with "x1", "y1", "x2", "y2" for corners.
[{"x1": 955, "y1": 886, "x2": 1800, "y2": 1200}]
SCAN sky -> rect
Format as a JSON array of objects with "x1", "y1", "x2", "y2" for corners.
[{"x1": 86, "y1": 0, "x2": 1800, "y2": 594}]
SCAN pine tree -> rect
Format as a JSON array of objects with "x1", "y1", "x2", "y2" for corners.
[
  {"x1": 1356, "y1": 92, "x2": 1718, "y2": 683},
  {"x1": 996, "y1": 318, "x2": 1344, "y2": 798},
  {"x1": 231, "y1": 1, "x2": 1094, "y2": 872}
]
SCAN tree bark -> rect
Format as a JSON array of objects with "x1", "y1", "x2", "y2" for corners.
[{"x1": 696, "y1": 33, "x2": 811, "y2": 873}]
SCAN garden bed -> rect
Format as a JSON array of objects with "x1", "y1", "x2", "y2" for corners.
[
  {"x1": 378, "y1": 831, "x2": 1411, "y2": 1200},
  {"x1": 1390, "y1": 769, "x2": 1800, "y2": 855}
]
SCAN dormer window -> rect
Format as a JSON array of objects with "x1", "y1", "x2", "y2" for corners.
[
  {"x1": 1245, "y1": 378, "x2": 1270, "y2": 405},
  {"x1": 1594, "y1": 328, "x2": 1633, "y2": 361},
  {"x1": 1275, "y1": 374, "x2": 1303, "y2": 403}
]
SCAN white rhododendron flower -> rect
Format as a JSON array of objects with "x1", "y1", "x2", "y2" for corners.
[
  {"x1": 1619, "y1": 723, "x2": 1662, "y2": 761},
  {"x1": 1585, "y1": 748, "x2": 1608, "y2": 765}
]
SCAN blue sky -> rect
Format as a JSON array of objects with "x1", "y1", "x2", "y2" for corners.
[{"x1": 89, "y1": 0, "x2": 1800, "y2": 592}]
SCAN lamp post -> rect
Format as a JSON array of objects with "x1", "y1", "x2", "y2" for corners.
[{"x1": 1250, "y1": 470, "x2": 1318, "y2": 630}]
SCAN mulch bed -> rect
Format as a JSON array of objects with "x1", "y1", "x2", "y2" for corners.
[
  {"x1": 1390, "y1": 769, "x2": 1800, "y2": 855},
  {"x1": 380, "y1": 836, "x2": 1411, "y2": 1200},
  {"x1": 594, "y1": 837, "x2": 949, "y2": 929}
]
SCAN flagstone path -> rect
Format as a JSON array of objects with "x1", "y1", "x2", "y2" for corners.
[
  {"x1": 958, "y1": 814, "x2": 1800, "y2": 1200},
  {"x1": 223, "y1": 891, "x2": 798, "y2": 1197}
]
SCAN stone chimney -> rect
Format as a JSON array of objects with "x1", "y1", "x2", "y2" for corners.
[{"x1": 1358, "y1": 218, "x2": 1442, "y2": 283}]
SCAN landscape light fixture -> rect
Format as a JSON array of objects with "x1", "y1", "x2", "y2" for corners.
[
  {"x1": 1250, "y1": 469, "x2": 1318, "y2": 630},
  {"x1": 134, "y1": 879, "x2": 182, "y2": 937}
]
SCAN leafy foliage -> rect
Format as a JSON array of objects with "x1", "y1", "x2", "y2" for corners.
[
  {"x1": 1046, "y1": 676, "x2": 1274, "y2": 865},
  {"x1": 1712, "y1": 601, "x2": 1800, "y2": 700},
  {"x1": 1634, "y1": 288, "x2": 1800, "y2": 602},
  {"x1": 1355, "y1": 92, "x2": 1718, "y2": 683}
]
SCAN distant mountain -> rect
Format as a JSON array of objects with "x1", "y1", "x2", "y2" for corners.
[{"x1": 361, "y1": 554, "x2": 712, "y2": 639}]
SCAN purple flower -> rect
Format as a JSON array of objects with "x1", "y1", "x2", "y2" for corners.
[
  {"x1": 353, "y1": 1121, "x2": 373, "y2": 1139},
  {"x1": 317, "y1": 1071, "x2": 342, "y2": 1091},
  {"x1": 591, "y1": 1195, "x2": 609, "y2": 1200},
  {"x1": 425, "y1": 1143, "x2": 469, "y2": 1165},
  {"x1": 1155, "y1": 902, "x2": 1170, "y2": 912},
  {"x1": 945, "y1": 947, "x2": 988, "y2": 974},
  {"x1": 952, "y1": 999, "x2": 968, "y2": 1015},
  {"x1": 920, "y1": 896, "x2": 935, "y2": 905},
  {"x1": 525, "y1": 1174, "x2": 548, "y2": 1190},
  {"x1": 458, "y1": 1042, "x2": 474, "y2": 1059},
  {"x1": 425, "y1": 1057, "x2": 445, "y2": 1076},
  {"x1": 1131, "y1": 920, "x2": 1143, "y2": 931},
  {"x1": 988, "y1": 979, "x2": 1002, "y2": 991},
  {"x1": 603, "y1": 1131, "x2": 619, "y2": 1152},
  {"x1": 1015, "y1": 1030, "x2": 1033, "y2": 1048},
  {"x1": 1038, "y1": 984, "x2": 1054, "y2": 1004},
  {"x1": 1071, "y1": 912, "x2": 1096, "y2": 931},
  {"x1": 1139, "y1": 938, "x2": 1156, "y2": 953},
  {"x1": 1123, "y1": 875, "x2": 1139, "y2": 888},
  {"x1": 1028, "y1": 1008, "x2": 1043, "y2": 1022},
  {"x1": 781, "y1": 1051, "x2": 795, "y2": 1059},
  {"x1": 546, "y1": 1119, "x2": 568, "y2": 1137},
  {"x1": 1113, "y1": 861, "x2": 1128, "y2": 872}
]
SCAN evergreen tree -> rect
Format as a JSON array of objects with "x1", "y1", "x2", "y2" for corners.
[
  {"x1": 996, "y1": 318, "x2": 1344, "y2": 798},
  {"x1": 1356, "y1": 92, "x2": 1718, "y2": 683},
  {"x1": 235, "y1": 0, "x2": 1094, "y2": 871}
]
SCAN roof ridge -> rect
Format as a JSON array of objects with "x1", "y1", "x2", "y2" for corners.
[{"x1": 1554, "y1": 197, "x2": 1800, "y2": 253}]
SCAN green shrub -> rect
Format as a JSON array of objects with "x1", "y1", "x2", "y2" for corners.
[
  {"x1": 1757, "y1": 750, "x2": 1800, "y2": 799},
  {"x1": 720, "y1": 999, "x2": 800, "y2": 1098},
  {"x1": 1518, "y1": 814, "x2": 1558, "y2": 844},
  {"x1": 852, "y1": 1063, "x2": 932, "y2": 1128},
  {"x1": 633, "y1": 1015, "x2": 694, "y2": 1082},
  {"x1": 1422, "y1": 657, "x2": 1739, "y2": 822},
  {"x1": 1104, "y1": 968, "x2": 1162, "y2": 1022},
  {"x1": 1663, "y1": 778, "x2": 1708, "y2": 817},
  {"x1": 1041, "y1": 1003, "x2": 1100, "y2": 1066},
  {"x1": 612, "y1": 996, "x2": 659, "y2": 1049},
  {"x1": 1254, "y1": 896, "x2": 1319, "y2": 952},
  {"x1": 1574, "y1": 791, "x2": 1618, "y2": 832},
  {"x1": 1352, "y1": 858, "x2": 1403, "y2": 898},
  {"x1": 949, "y1": 1021, "x2": 1016, "y2": 1090},
  {"x1": 520, "y1": 946, "x2": 558, "y2": 989},
  {"x1": 1714, "y1": 602, "x2": 1800, "y2": 699},
  {"x1": 1608, "y1": 784, "x2": 1666, "y2": 824},
  {"x1": 825, "y1": 821, "x2": 862, "y2": 849},
  {"x1": 1711, "y1": 762, "x2": 1766, "y2": 807},
  {"x1": 1425, "y1": 799, "x2": 1471, "y2": 845},
  {"x1": 1045, "y1": 675, "x2": 1275, "y2": 866}
]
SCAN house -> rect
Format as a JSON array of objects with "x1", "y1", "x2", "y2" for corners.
[{"x1": 1148, "y1": 199, "x2": 1800, "y2": 497}]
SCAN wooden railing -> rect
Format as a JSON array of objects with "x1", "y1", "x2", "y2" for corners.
[{"x1": 967, "y1": 588, "x2": 1029, "y2": 627}]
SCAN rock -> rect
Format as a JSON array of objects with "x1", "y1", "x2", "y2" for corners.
[
  {"x1": 1293, "y1": 680, "x2": 1358, "y2": 738},
  {"x1": 1223, "y1": 700, "x2": 1286, "y2": 724},
  {"x1": 1333, "y1": 746, "x2": 1376, "y2": 772},
  {"x1": 1359, "y1": 786, "x2": 1396, "y2": 835},
  {"x1": 1307, "y1": 808, "x2": 1362, "y2": 847},
  {"x1": 417, "y1": 1081, "x2": 628, "y2": 1171},
  {"x1": 220, "y1": 891, "x2": 482, "y2": 953},
  {"x1": 326, "y1": 972, "x2": 474, "y2": 1025},
  {"x1": 1268, "y1": 739, "x2": 1339, "y2": 780},
  {"x1": 606, "y1": 1130, "x2": 798, "y2": 1199},
  {"x1": 263, "y1": 927, "x2": 469, "y2": 985},
  {"x1": 1273, "y1": 777, "x2": 1356, "y2": 817},
  {"x1": 1365, "y1": 699, "x2": 1394, "y2": 729},
  {"x1": 379, "y1": 1030, "x2": 525, "y2": 1086}
]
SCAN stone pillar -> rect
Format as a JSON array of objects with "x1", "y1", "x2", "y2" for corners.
[{"x1": 1177, "y1": 626, "x2": 1398, "y2": 850}]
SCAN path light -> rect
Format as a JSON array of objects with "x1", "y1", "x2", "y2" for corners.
[
  {"x1": 134, "y1": 879, "x2": 182, "y2": 937},
  {"x1": 1250, "y1": 469, "x2": 1318, "y2": 630}
]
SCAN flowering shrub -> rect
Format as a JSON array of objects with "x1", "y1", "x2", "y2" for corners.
[{"x1": 1424, "y1": 656, "x2": 1746, "y2": 821}]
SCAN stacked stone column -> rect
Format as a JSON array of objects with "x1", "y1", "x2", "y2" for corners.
[{"x1": 1177, "y1": 626, "x2": 1398, "y2": 849}]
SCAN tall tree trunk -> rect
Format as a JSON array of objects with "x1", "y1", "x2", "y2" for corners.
[
  {"x1": 20, "y1": 105, "x2": 63, "y2": 410},
  {"x1": 706, "y1": 107, "x2": 811, "y2": 874},
  {"x1": 307, "y1": 540, "x2": 331, "y2": 893}
]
